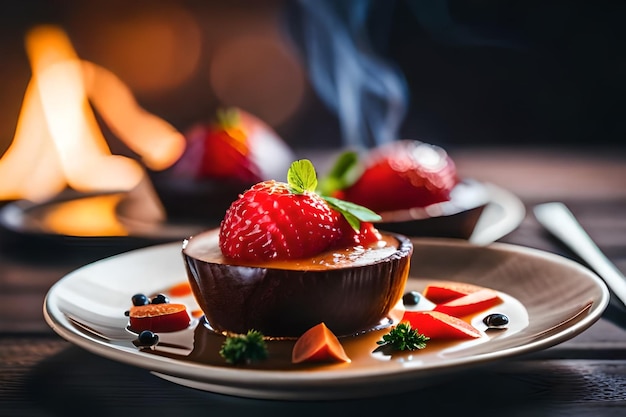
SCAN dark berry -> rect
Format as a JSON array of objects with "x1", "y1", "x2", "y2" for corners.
[
  {"x1": 131, "y1": 293, "x2": 149, "y2": 306},
  {"x1": 151, "y1": 294, "x2": 169, "y2": 304},
  {"x1": 124, "y1": 310, "x2": 130, "y2": 317},
  {"x1": 137, "y1": 330, "x2": 159, "y2": 346},
  {"x1": 483, "y1": 313, "x2": 509, "y2": 329},
  {"x1": 402, "y1": 291, "x2": 422, "y2": 306}
]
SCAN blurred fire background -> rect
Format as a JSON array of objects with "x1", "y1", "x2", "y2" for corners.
[{"x1": 1, "y1": 0, "x2": 624, "y2": 155}]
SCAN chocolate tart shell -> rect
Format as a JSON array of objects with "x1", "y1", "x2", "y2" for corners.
[{"x1": 182, "y1": 230, "x2": 413, "y2": 338}]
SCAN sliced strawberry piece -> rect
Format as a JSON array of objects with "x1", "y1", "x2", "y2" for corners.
[
  {"x1": 292, "y1": 323, "x2": 351, "y2": 364},
  {"x1": 422, "y1": 281, "x2": 489, "y2": 304},
  {"x1": 219, "y1": 180, "x2": 342, "y2": 261},
  {"x1": 433, "y1": 289, "x2": 502, "y2": 317},
  {"x1": 340, "y1": 140, "x2": 459, "y2": 213},
  {"x1": 129, "y1": 303, "x2": 191, "y2": 333},
  {"x1": 401, "y1": 311, "x2": 482, "y2": 339}
]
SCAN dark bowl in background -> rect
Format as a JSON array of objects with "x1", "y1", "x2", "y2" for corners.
[
  {"x1": 147, "y1": 170, "x2": 250, "y2": 227},
  {"x1": 376, "y1": 179, "x2": 490, "y2": 239}
]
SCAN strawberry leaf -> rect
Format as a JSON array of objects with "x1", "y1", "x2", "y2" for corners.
[
  {"x1": 317, "y1": 150, "x2": 360, "y2": 196},
  {"x1": 288, "y1": 159, "x2": 318, "y2": 194},
  {"x1": 287, "y1": 159, "x2": 380, "y2": 231},
  {"x1": 323, "y1": 195, "x2": 382, "y2": 231},
  {"x1": 215, "y1": 107, "x2": 241, "y2": 129}
]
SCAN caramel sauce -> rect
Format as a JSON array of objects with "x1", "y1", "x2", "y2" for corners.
[
  {"x1": 190, "y1": 309, "x2": 204, "y2": 318},
  {"x1": 131, "y1": 278, "x2": 531, "y2": 371},
  {"x1": 183, "y1": 229, "x2": 401, "y2": 271},
  {"x1": 168, "y1": 281, "x2": 193, "y2": 297}
]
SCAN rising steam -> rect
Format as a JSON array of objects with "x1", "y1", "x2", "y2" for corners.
[{"x1": 284, "y1": 0, "x2": 408, "y2": 148}]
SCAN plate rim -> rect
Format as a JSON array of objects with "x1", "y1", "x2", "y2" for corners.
[
  {"x1": 5, "y1": 182, "x2": 524, "y2": 244},
  {"x1": 43, "y1": 238, "x2": 609, "y2": 399}
]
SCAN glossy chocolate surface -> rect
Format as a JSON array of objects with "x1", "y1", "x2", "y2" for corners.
[{"x1": 182, "y1": 229, "x2": 413, "y2": 337}]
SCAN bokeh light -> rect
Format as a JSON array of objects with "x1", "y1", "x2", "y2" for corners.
[
  {"x1": 208, "y1": 34, "x2": 306, "y2": 127},
  {"x1": 72, "y1": 3, "x2": 202, "y2": 94}
]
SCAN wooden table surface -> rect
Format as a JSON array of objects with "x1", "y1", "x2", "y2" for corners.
[{"x1": 1, "y1": 146, "x2": 626, "y2": 417}]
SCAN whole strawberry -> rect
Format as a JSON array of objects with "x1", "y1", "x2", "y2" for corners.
[
  {"x1": 339, "y1": 140, "x2": 459, "y2": 213},
  {"x1": 173, "y1": 107, "x2": 294, "y2": 184},
  {"x1": 197, "y1": 110, "x2": 260, "y2": 183},
  {"x1": 333, "y1": 219, "x2": 382, "y2": 248},
  {"x1": 219, "y1": 160, "x2": 382, "y2": 262}
]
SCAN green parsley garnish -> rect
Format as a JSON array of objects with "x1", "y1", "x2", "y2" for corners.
[
  {"x1": 287, "y1": 159, "x2": 381, "y2": 231},
  {"x1": 376, "y1": 322, "x2": 430, "y2": 351},
  {"x1": 219, "y1": 330, "x2": 268, "y2": 365}
]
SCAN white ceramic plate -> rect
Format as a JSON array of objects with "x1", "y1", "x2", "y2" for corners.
[{"x1": 44, "y1": 238, "x2": 607, "y2": 400}]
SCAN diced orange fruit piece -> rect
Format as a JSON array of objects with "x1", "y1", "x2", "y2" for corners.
[
  {"x1": 422, "y1": 281, "x2": 489, "y2": 303},
  {"x1": 433, "y1": 289, "x2": 501, "y2": 317},
  {"x1": 401, "y1": 310, "x2": 481, "y2": 339},
  {"x1": 292, "y1": 322, "x2": 351, "y2": 364},
  {"x1": 129, "y1": 303, "x2": 191, "y2": 333}
]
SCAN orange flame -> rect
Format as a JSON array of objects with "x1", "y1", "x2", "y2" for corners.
[{"x1": 0, "y1": 25, "x2": 185, "y2": 203}]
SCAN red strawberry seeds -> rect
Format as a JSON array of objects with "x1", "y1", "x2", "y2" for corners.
[
  {"x1": 219, "y1": 180, "x2": 342, "y2": 261},
  {"x1": 333, "y1": 218, "x2": 382, "y2": 248}
]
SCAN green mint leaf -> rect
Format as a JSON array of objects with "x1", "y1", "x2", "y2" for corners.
[
  {"x1": 323, "y1": 196, "x2": 381, "y2": 222},
  {"x1": 285, "y1": 158, "x2": 379, "y2": 232},
  {"x1": 317, "y1": 151, "x2": 360, "y2": 196},
  {"x1": 288, "y1": 159, "x2": 318, "y2": 194},
  {"x1": 323, "y1": 195, "x2": 382, "y2": 231},
  {"x1": 341, "y1": 211, "x2": 361, "y2": 231}
]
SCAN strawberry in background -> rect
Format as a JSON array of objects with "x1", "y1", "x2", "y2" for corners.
[
  {"x1": 149, "y1": 107, "x2": 294, "y2": 223},
  {"x1": 324, "y1": 140, "x2": 459, "y2": 213},
  {"x1": 173, "y1": 107, "x2": 294, "y2": 184}
]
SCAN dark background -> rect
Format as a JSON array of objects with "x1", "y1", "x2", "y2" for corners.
[
  {"x1": 1, "y1": 0, "x2": 624, "y2": 153},
  {"x1": 385, "y1": 1, "x2": 626, "y2": 149}
]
